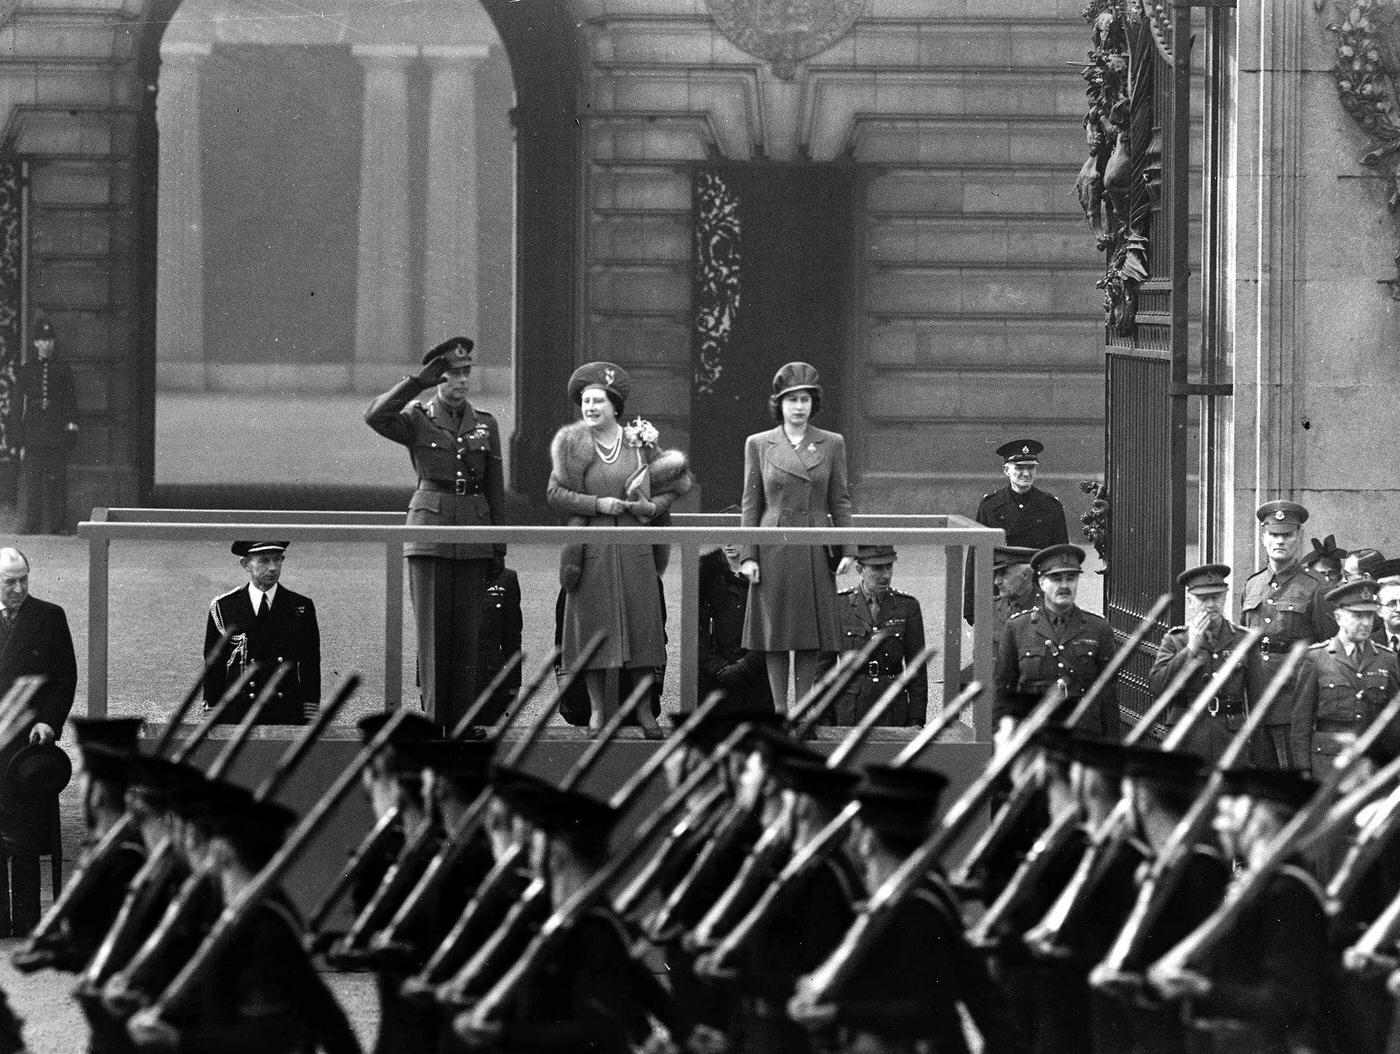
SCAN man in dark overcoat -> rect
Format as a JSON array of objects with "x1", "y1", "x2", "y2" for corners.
[
  {"x1": 0, "y1": 546, "x2": 76, "y2": 934},
  {"x1": 203, "y1": 540, "x2": 320, "y2": 724},
  {"x1": 965, "y1": 438, "x2": 1069, "y2": 624}
]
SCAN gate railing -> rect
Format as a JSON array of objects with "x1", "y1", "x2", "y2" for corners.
[{"x1": 78, "y1": 509, "x2": 1002, "y2": 740}]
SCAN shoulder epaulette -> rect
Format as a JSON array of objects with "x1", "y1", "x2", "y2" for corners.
[
  {"x1": 1009, "y1": 608, "x2": 1034, "y2": 622},
  {"x1": 212, "y1": 586, "x2": 243, "y2": 605},
  {"x1": 1245, "y1": 566, "x2": 1270, "y2": 579},
  {"x1": 1307, "y1": 640, "x2": 1328, "y2": 652},
  {"x1": 981, "y1": 491, "x2": 994, "y2": 502},
  {"x1": 839, "y1": 586, "x2": 857, "y2": 596},
  {"x1": 889, "y1": 587, "x2": 913, "y2": 598},
  {"x1": 474, "y1": 406, "x2": 496, "y2": 420}
]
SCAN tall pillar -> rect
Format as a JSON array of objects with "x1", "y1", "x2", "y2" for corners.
[
  {"x1": 352, "y1": 45, "x2": 417, "y2": 389},
  {"x1": 422, "y1": 45, "x2": 489, "y2": 350},
  {"x1": 155, "y1": 42, "x2": 210, "y2": 389}
]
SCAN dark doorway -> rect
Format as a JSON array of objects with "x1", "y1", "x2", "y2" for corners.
[{"x1": 690, "y1": 164, "x2": 855, "y2": 511}]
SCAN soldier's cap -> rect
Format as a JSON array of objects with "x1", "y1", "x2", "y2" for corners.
[
  {"x1": 993, "y1": 546, "x2": 1038, "y2": 571},
  {"x1": 355, "y1": 710, "x2": 439, "y2": 748},
  {"x1": 421, "y1": 336, "x2": 474, "y2": 368},
  {"x1": 1219, "y1": 766, "x2": 1317, "y2": 811},
  {"x1": 491, "y1": 764, "x2": 618, "y2": 854},
  {"x1": 124, "y1": 755, "x2": 208, "y2": 806},
  {"x1": 1374, "y1": 558, "x2": 1400, "y2": 586},
  {"x1": 1255, "y1": 500, "x2": 1309, "y2": 531},
  {"x1": 1305, "y1": 535, "x2": 1344, "y2": 569},
  {"x1": 32, "y1": 320, "x2": 54, "y2": 342},
  {"x1": 6, "y1": 741, "x2": 72, "y2": 796},
  {"x1": 391, "y1": 738, "x2": 494, "y2": 789},
  {"x1": 1030, "y1": 543, "x2": 1086, "y2": 577},
  {"x1": 169, "y1": 776, "x2": 298, "y2": 850},
  {"x1": 79, "y1": 743, "x2": 141, "y2": 785},
  {"x1": 1121, "y1": 745, "x2": 1207, "y2": 794},
  {"x1": 685, "y1": 705, "x2": 784, "y2": 754},
  {"x1": 772, "y1": 361, "x2": 822, "y2": 400},
  {"x1": 1032, "y1": 728, "x2": 1125, "y2": 774},
  {"x1": 71, "y1": 716, "x2": 143, "y2": 754},
  {"x1": 230, "y1": 541, "x2": 288, "y2": 558},
  {"x1": 854, "y1": 544, "x2": 897, "y2": 567},
  {"x1": 567, "y1": 361, "x2": 630, "y2": 408},
  {"x1": 1327, "y1": 577, "x2": 1382, "y2": 613},
  {"x1": 855, "y1": 763, "x2": 948, "y2": 842},
  {"x1": 769, "y1": 752, "x2": 861, "y2": 806},
  {"x1": 996, "y1": 439, "x2": 1043, "y2": 464},
  {"x1": 1349, "y1": 548, "x2": 1388, "y2": 578},
  {"x1": 1177, "y1": 563, "x2": 1230, "y2": 596}
]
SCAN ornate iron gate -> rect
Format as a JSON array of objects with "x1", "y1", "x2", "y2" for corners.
[{"x1": 1084, "y1": 1, "x2": 1232, "y2": 724}]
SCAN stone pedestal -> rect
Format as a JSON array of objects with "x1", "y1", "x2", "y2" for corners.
[
  {"x1": 423, "y1": 45, "x2": 489, "y2": 350},
  {"x1": 352, "y1": 45, "x2": 416, "y2": 388},
  {"x1": 155, "y1": 42, "x2": 210, "y2": 387}
]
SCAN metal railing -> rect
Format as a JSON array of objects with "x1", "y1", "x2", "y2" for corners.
[{"x1": 77, "y1": 509, "x2": 1002, "y2": 739}]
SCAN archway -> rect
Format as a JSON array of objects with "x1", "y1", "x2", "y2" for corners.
[{"x1": 133, "y1": 0, "x2": 582, "y2": 509}]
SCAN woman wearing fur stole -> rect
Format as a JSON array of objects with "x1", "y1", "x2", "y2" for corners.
[{"x1": 548, "y1": 362, "x2": 693, "y2": 737}]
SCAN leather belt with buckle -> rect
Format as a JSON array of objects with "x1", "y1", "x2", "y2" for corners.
[{"x1": 419, "y1": 479, "x2": 484, "y2": 496}]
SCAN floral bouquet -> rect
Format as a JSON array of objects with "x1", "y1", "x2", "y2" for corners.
[{"x1": 624, "y1": 417, "x2": 659, "y2": 501}]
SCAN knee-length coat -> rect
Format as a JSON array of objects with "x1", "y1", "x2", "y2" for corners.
[{"x1": 739, "y1": 425, "x2": 855, "y2": 652}]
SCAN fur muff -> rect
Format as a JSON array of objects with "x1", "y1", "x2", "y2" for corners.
[{"x1": 550, "y1": 422, "x2": 695, "y2": 590}]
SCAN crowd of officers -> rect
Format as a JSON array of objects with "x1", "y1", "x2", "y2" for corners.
[{"x1": 7, "y1": 480, "x2": 1400, "y2": 1053}]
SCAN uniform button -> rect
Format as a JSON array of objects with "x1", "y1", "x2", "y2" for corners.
[
  {"x1": 1264, "y1": 618, "x2": 1272, "y2": 624},
  {"x1": 457, "y1": 471, "x2": 464, "y2": 477},
  {"x1": 1058, "y1": 663, "x2": 1065, "y2": 669},
  {"x1": 430, "y1": 442, "x2": 438, "y2": 447}
]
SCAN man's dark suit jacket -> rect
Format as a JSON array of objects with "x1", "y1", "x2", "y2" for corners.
[
  {"x1": 203, "y1": 585, "x2": 320, "y2": 725},
  {"x1": 0, "y1": 595, "x2": 77, "y2": 849}
]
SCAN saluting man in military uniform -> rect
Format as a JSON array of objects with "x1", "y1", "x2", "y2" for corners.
[
  {"x1": 965, "y1": 439, "x2": 1069, "y2": 624},
  {"x1": 365, "y1": 337, "x2": 506, "y2": 733},
  {"x1": 1239, "y1": 500, "x2": 1336, "y2": 769},
  {"x1": 1149, "y1": 564, "x2": 1251, "y2": 762},
  {"x1": 832, "y1": 545, "x2": 927, "y2": 726},
  {"x1": 17, "y1": 319, "x2": 78, "y2": 535},
  {"x1": 1290, "y1": 577, "x2": 1400, "y2": 779},
  {"x1": 995, "y1": 544, "x2": 1119, "y2": 739}
]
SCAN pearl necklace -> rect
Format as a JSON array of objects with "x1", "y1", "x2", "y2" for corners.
[{"x1": 594, "y1": 428, "x2": 623, "y2": 464}]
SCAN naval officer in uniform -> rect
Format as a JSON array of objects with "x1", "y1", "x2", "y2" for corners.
[
  {"x1": 965, "y1": 438, "x2": 1069, "y2": 624},
  {"x1": 203, "y1": 540, "x2": 321, "y2": 724},
  {"x1": 831, "y1": 545, "x2": 928, "y2": 726},
  {"x1": 1238, "y1": 500, "x2": 1336, "y2": 769},
  {"x1": 366, "y1": 337, "x2": 506, "y2": 733}
]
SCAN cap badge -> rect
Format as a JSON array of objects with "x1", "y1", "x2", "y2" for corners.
[
  {"x1": 604, "y1": 367, "x2": 616, "y2": 386},
  {"x1": 1275, "y1": 509, "x2": 1285, "y2": 520},
  {"x1": 1022, "y1": 445, "x2": 1029, "y2": 454}
]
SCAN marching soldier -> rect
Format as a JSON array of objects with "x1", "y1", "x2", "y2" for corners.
[
  {"x1": 832, "y1": 545, "x2": 928, "y2": 726},
  {"x1": 1151, "y1": 768, "x2": 1331, "y2": 1054},
  {"x1": 995, "y1": 544, "x2": 1119, "y2": 739},
  {"x1": 789, "y1": 763, "x2": 1007, "y2": 1053},
  {"x1": 203, "y1": 541, "x2": 321, "y2": 725},
  {"x1": 965, "y1": 439, "x2": 1069, "y2": 624},
  {"x1": 126, "y1": 776, "x2": 360, "y2": 1054},
  {"x1": 17, "y1": 318, "x2": 78, "y2": 534},
  {"x1": 1290, "y1": 578, "x2": 1400, "y2": 780},
  {"x1": 1239, "y1": 500, "x2": 1336, "y2": 768},
  {"x1": 1149, "y1": 564, "x2": 1251, "y2": 762}
]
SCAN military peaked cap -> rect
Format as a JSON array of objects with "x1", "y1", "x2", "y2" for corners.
[
  {"x1": 1255, "y1": 500, "x2": 1309, "y2": 528},
  {"x1": 1177, "y1": 563, "x2": 1230, "y2": 596},
  {"x1": 1327, "y1": 577, "x2": 1382, "y2": 613},
  {"x1": 422, "y1": 336, "x2": 474, "y2": 368},
  {"x1": 996, "y1": 439, "x2": 1043, "y2": 463},
  {"x1": 231, "y1": 541, "x2": 288, "y2": 558}
]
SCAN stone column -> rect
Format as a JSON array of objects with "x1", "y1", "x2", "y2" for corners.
[
  {"x1": 155, "y1": 42, "x2": 211, "y2": 388},
  {"x1": 352, "y1": 45, "x2": 417, "y2": 389},
  {"x1": 422, "y1": 45, "x2": 489, "y2": 349}
]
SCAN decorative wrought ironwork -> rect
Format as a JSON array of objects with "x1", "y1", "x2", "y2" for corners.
[
  {"x1": 704, "y1": 0, "x2": 869, "y2": 80},
  {"x1": 1319, "y1": 0, "x2": 1400, "y2": 297},
  {"x1": 693, "y1": 171, "x2": 742, "y2": 396},
  {"x1": 1076, "y1": 1, "x2": 1160, "y2": 338},
  {"x1": 1080, "y1": 478, "x2": 1110, "y2": 565},
  {"x1": 0, "y1": 158, "x2": 22, "y2": 464}
]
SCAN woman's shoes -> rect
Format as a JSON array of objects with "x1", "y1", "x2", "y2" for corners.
[{"x1": 637, "y1": 714, "x2": 665, "y2": 740}]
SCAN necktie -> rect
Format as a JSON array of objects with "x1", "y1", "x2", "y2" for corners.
[
  {"x1": 1391, "y1": 636, "x2": 1398, "y2": 653},
  {"x1": 868, "y1": 595, "x2": 880, "y2": 623},
  {"x1": 254, "y1": 594, "x2": 268, "y2": 623}
]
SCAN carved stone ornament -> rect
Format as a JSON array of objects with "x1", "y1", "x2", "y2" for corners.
[
  {"x1": 704, "y1": 0, "x2": 869, "y2": 81},
  {"x1": 1318, "y1": 0, "x2": 1400, "y2": 297},
  {"x1": 1076, "y1": 0, "x2": 1160, "y2": 338}
]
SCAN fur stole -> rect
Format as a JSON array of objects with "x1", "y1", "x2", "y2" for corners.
[
  {"x1": 549, "y1": 421, "x2": 694, "y2": 498},
  {"x1": 550, "y1": 421, "x2": 694, "y2": 590}
]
